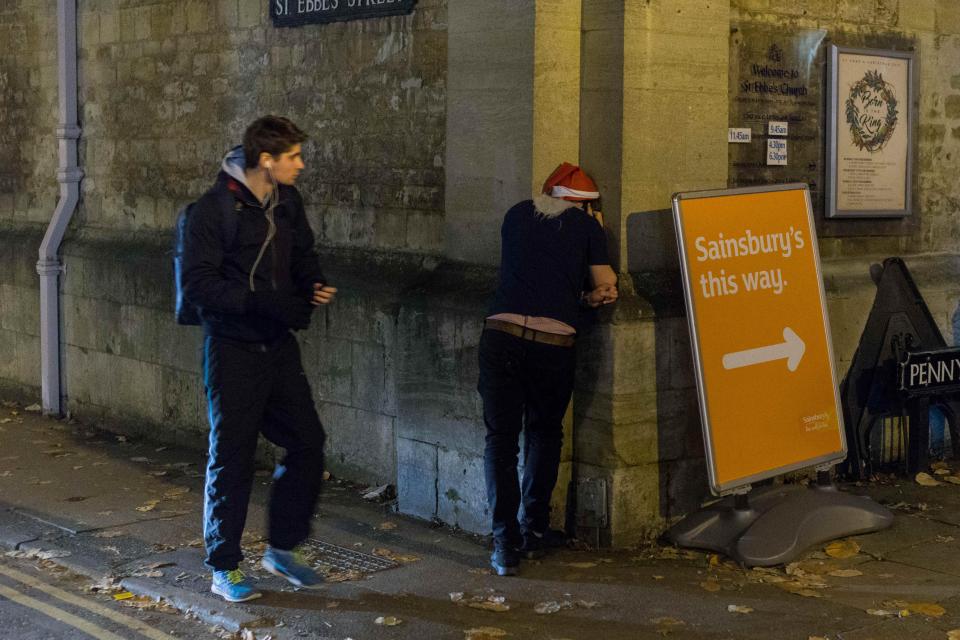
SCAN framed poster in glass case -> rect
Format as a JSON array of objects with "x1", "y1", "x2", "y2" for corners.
[{"x1": 826, "y1": 45, "x2": 915, "y2": 218}]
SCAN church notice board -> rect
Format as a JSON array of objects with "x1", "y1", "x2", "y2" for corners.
[{"x1": 672, "y1": 184, "x2": 846, "y2": 494}]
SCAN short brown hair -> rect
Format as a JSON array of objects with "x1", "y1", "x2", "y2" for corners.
[{"x1": 242, "y1": 115, "x2": 307, "y2": 168}]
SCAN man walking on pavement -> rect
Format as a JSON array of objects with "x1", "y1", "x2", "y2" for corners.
[
  {"x1": 182, "y1": 115, "x2": 337, "y2": 602},
  {"x1": 479, "y1": 163, "x2": 618, "y2": 576}
]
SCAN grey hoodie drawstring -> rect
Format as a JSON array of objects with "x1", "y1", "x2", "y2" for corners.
[{"x1": 249, "y1": 188, "x2": 278, "y2": 292}]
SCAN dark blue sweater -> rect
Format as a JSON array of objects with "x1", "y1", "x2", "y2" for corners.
[{"x1": 488, "y1": 199, "x2": 610, "y2": 332}]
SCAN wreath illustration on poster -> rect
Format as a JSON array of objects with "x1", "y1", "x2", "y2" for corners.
[{"x1": 845, "y1": 70, "x2": 899, "y2": 153}]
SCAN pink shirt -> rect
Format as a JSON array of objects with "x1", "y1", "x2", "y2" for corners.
[{"x1": 486, "y1": 313, "x2": 576, "y2": 336}]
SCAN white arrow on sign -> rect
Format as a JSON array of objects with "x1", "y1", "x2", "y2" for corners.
[{"x1": 722, "y1": 327, "x2": 806, "y2": 372}]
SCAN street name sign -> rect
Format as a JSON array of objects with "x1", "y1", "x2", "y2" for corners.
[
  {"x1": 271, "y1": 0, "x2": 417, "y2": 27},
  {"x1": 672, "y1": 184, "x2": 846, "y2": 493}
]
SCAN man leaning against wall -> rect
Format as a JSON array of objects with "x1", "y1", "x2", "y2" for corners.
[{"x1": 478, "y1": 163, "x2": 618, "y2": 576}]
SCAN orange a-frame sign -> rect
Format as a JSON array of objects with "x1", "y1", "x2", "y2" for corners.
[{"x1": 672, "y1": 184, "x2": 846, "y2": 494}]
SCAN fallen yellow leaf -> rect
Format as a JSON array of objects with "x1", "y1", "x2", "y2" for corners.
[
  {"x1": 652, "y1": 616, "x2": 686, "y2": 633},
  {"x1": 825, "y1": 540, "x2": 860, "y2": 559},
  {"x1": 904, "y1": 602, "x2": 945, "y2": 617},
  {"x1": 946, "y1": 629, "x2": 960, "y2": 640},
  {"x1": 916, "y1": 472, "x2": 942, "y2": 487},
  {"x1": 727, "y1": 604, "x2": 753, "y2": 614},
  {"x1": 828, "y1": 569, "x2": 863, "y2": 578},
  {"x1": 464, "y1": 628, "x2": 507, "y2": 640},
  {"x1": 375, "y1": 616, "x2": 402, "y2": 626},
  {"x1": 700, "y1": 580, "x2": 722, "y2": 592}
]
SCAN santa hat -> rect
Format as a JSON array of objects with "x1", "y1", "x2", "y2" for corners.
[{"x1": 541, "y1": 162, "x2": 599, "y2": 201}]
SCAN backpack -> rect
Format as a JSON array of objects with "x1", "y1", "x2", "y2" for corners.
[{"x1": 173, "y1": 192, "x2": 239, "y2": 325}]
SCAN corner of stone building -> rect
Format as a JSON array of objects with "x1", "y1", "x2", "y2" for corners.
[{"x1": 571, "y1": 275, "x2": 707, "y2": 547}]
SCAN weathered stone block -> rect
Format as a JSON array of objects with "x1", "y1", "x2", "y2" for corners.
[
  {"x1": 99, "y1": 13, "x2": 118, "y2": 44},
  {"x1": 573, "y1": 413, "x2": 659, "y2": 468},
  {"x1": 899, "y1": 0, "x2": 936, "y2": 31},
  {"x1": 437, "y1": 447, "x2": 489, "y2": 534},
  {"x1": 327, "y1": 294, "x2": 396, "y2": 346},
  {"x1": 238, "y1": 0, "x2": 262, "y2": 29},
  {"x1": 161, "y1": 366, "x2": 202, "y2": 430},
  {"x1": 0, "y1": 285, "x2": 38, "y2": 336},
  {"x1": 351, "y1": 341, "x2": 395, "y2": 417},
  {"x1": 321, "y1": 403, "x2": 397, "y2": 485},
  {"x1": 62, "y1": 294, "x2": 122, "y2": 355},
  {"x1": 396, "y1": 437, "x2": 438, "y2": 521},
  {"x1": 0, "y1": 330, "x2": 16, "y2": 382},
  {"x1": 312, "y1": 337, "x2": 351, "y2": 406}
]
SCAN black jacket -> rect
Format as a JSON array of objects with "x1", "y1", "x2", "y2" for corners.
[{"x1": 182, "y1": 155, "x2": 326, "y2": 343}]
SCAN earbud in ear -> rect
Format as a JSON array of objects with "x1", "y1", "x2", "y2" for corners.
[{"x1": 265, "y1": 160, "x2": 273, "y2": 169}]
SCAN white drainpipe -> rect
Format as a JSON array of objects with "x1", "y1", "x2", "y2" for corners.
[{"x1": 38, "y1": 0, "x2": 82, "y2": 416}]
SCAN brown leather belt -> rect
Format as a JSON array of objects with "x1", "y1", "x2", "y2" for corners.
[{"x1": 484, "y1": 319, "x2": 575, "y2": 347}]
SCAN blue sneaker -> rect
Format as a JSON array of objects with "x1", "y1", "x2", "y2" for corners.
[
  {"x1": 262, "y1": 547, "x2": 323, "y2": 589},
  {"x1": 210, "y1": 569, "x2": 262, "y2": 603}
]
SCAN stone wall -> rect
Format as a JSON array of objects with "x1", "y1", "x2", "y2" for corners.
[
  {"x1": 0, "y1": 1, "x2": 57, "y2": 401},
  {"x1": 3, "y1": 0, "x2": 960, "y2": 546},
  {"x1": 0, "y1": 0, "x2": 447, "y2": 491},
  {"x1": 727, "y1": 0, "x2": 960, "y2": 365}
]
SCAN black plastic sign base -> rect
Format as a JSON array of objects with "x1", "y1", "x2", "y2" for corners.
[
  {"x1": 665, "y1": 482, "x2": 892, "y2": 567},
  {"x1": 271, "y1": 0, "x2": 417, "y2": 27}
]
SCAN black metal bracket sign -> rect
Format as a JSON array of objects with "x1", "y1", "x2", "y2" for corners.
[
  {"x1": 838, "y1": 258, "x2": 960, "y2": 479},
  {"x1": 271, "y1": 0, "x2": 418, "y2": 27}
]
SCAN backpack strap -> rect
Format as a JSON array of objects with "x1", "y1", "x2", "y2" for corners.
[{"x1": 216, "y1": 189, "x2": 240, "y2": 252}]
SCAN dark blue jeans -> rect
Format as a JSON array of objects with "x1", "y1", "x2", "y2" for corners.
[
  {"x1": 477, "y1": 328, "x2": 575, "y2": 546},
  {"x1": 202, "y1": 333, "x2": 326, "y2": 571}
]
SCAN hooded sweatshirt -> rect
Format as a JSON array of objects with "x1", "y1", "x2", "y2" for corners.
[{"x1": 181, "y1": 146, "x2": 326, "y2": 343}]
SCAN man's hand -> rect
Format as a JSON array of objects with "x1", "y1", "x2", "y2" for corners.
[
  {"x1": 249, "y1": 290, "x2": 314, "y2": 330},
  {"x1": 586, "y1": 201, "x2": 604, "y2": 227},
  {"x1": 310, "y1": 283, "x2": 337, "y2": 306},
  {"x1": 583, "y1": 283, "x2": 618, "y2": 308}
]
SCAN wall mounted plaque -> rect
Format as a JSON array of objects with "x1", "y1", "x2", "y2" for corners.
[
  {"x1": 271, "y1": 0, "x2": 417, "y2": 27},
  {"x1": 826, "y1": 46, "x2": 915, "y2": 218},
  {"x1": 728, "y1": 26, "x2": 826, "y2": 208}
]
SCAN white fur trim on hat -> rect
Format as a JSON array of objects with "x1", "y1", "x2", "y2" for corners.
[
  {"x1": 550, "y1": 185, "x2": 599, "y2": 200},
  {"x1": 533, "y1": 193, "x2": 577, "y2": 218}
]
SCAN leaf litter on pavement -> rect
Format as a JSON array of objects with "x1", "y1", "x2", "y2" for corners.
[{"x1": 464, "y1": 628, "x2": 508, "y2": 640}]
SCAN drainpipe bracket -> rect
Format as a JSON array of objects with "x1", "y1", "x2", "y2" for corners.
[
  {"x1": 57, "y1": 167, "x2": 84, "y2": 183},
  {"x1": 56, "y1": 125, "x2": 82, "y2": 140},
  {"x1": 36, "y1": 259, "x2": 65, "y2": 276}
]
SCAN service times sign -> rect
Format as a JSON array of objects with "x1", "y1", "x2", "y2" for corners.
[
  {"x1": 272, "y1": 0, "x2": 417, "y2": 26},
  {"x1": 672, "y1": 184, "x2": 846, "y2": 494}
]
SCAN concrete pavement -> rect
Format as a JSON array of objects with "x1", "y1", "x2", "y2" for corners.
[{"x1": 2, "y1": 399, "x2": 960, "y2": 639}]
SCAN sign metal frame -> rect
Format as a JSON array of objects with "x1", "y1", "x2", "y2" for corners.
[{"x1": 672, "y1": 183, "x2": 847, "y2": 495}]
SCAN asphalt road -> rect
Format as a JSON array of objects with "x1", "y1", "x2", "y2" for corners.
[{"x1": 0, "y1": 553, "x2": 227, "y2": 640}]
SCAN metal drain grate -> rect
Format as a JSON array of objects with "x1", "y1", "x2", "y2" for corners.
[{"x1": 302, "y1": 539, "x2": 399, "y2": 574}]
